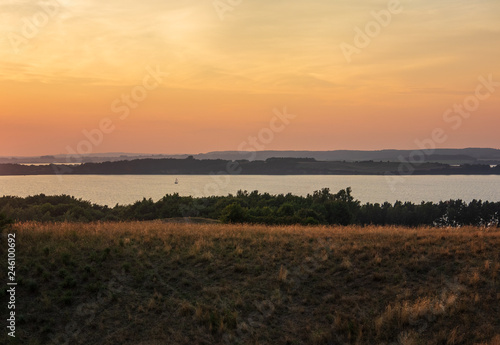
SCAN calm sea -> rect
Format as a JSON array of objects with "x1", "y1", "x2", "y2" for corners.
[{"x1": 1, "y1": 175, "x2": 499, "y2": 206}]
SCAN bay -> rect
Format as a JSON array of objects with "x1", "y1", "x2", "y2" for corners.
[{"x1": 1, "y1": 175, "x2": 499, "y2": 206}]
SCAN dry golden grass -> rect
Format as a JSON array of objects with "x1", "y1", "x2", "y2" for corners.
[{"x1": 1, "y1": 221, "x2": 499, "y2": 344}]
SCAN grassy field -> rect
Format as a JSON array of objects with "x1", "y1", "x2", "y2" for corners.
[{"x1": 1, "y1": 222, "x2": 499, "y2": 345}]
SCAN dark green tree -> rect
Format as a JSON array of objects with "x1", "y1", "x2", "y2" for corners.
[
  {"x1": 0, "y1": 213, "x2": 13, "y2": 232},
  {"x1": 220, "y1": 203, "x2": 248, "y2": 223}
]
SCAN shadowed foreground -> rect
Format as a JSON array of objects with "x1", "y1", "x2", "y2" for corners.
[{"x1": 1, "y1": 222, "x2": 499, "y2": 344}]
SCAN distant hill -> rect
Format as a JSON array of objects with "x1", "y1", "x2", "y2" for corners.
[
  {"x1": 1, "y1": 157, "x2": 499, "y2": 176},
  {"x1": 195, "y1": 148, "x2": 500, "y2": 164},
  {"x1": 1, "y1": 148, "x2": 499, "y2": 165}
]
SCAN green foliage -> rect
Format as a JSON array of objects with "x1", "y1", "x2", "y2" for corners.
[
  {"x1": 0, "y1": 212, "x2": 13, "y2": 231},
  {"x1": 220, "y1": 203, "x2": 248, "y2": 223},
  {"x1": 1, "y1": 188, "x2": 499, "y2": 227},
  {"x1": 277, "y1": 203, "x2": 295, "y2": 217}
]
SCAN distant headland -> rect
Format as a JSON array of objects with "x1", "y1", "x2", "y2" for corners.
[{"x1": 0, "y1": 154, "x2": 499, "y2": 176}]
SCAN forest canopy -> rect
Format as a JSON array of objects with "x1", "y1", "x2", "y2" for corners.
[{"x1": 1, "y1": 188, "x2": 498, "y2": 227}]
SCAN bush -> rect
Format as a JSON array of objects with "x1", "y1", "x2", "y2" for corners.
[
  {"x1": 220, "y1": 203, "x2": 248, "y2": 223},
  {"x1": 1, "y1": 189, "x2": 500, "y2": 227},
  {"x1": 0, "y1": 213, "x2": 13, "y2": 231}
]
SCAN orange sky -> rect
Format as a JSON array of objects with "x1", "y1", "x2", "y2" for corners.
[{"x1": 1, "y1": 0, "x2": 499, "y2": 156}]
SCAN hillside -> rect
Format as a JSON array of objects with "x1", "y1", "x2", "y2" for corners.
[
  {"x1": 1, "y1": 222, "x2": 499, "y2": 344},
  {"x1": 2, "y1": 148, "x2": 500, "y2": 165}
]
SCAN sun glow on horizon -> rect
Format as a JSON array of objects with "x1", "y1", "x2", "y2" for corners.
[{"x1": 1, "y1": 0, "x2": 499, "y2": 156}]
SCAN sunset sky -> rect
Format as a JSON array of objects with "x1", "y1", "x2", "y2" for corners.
[{"x1": 1, "y1": 0, "x2": 499, "y2": 156}]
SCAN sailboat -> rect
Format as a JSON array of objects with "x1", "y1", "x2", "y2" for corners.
[{"x1": 174, "y1": 178, "x2": 179, "y2": 184}]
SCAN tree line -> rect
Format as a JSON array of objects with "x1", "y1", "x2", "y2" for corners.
[
  {"x1": 2, "y1": 157, "x2": 500, "y2": 176},
  {"x1": 0, "y1": 188, "x2": 499, "y2": 227}
]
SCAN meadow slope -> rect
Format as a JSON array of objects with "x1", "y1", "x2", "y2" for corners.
[{"x1": 1, "y1": 222, "x2": 499, "y2": 345}]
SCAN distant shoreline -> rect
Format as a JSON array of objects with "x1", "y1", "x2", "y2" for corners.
[
  {"x1": 0, "y1": 157, "x2": 499, "y2": 176},
  {"x1": 2, "y1": 172, "x2": 500, "y2": 176},
  {"x1": 2, "y1": 148, "x2": 500, "y2": 165}
]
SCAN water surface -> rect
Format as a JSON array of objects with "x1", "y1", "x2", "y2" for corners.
[{"x1": 1, "y1": 175, "x2": 499, "y2": 206}]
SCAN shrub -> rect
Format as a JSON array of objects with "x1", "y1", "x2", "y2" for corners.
[{"x1": 220, "y1": 203, "x2": 248, "y2": 223}]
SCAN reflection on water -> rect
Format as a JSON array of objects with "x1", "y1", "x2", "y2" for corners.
[{"x1": 1, "y1": 175, "x2": 499, "y2": 206}]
